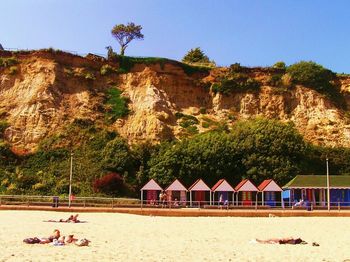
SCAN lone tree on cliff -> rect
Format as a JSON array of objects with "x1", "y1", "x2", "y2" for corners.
[{"x1": 111, "y1": 22, "x2": 144, "y2": 56}]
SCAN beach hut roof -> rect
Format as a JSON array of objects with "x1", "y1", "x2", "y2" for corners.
[
  {"x1": 258, "y1": 179, "x2": 282, "y2": 192},
  {"x1": 141, "y1": 179, "x2": 163, "y2": 191},
  {"x1": 211, "y1": 179, "x2": 235, "y2": 192},
  {"x1": 165, "y1": 179, "x2": 187, "y2": 191},
  {"x1": 234, "y1": 179, "x2": 258, "y2": 192},
  {"x1": 283, "y1": 175, "x2": 350, "y2": 189},
  {"x1": 188, "y1": 179, "x2": 211, "y2": 191}
]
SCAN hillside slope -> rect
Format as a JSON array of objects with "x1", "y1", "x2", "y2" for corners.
[{"x1": 1, "y1": 50, "x2": 350, "y2": 152}]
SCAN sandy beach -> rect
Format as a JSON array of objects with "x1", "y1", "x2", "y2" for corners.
[{"x1": 0, "y1": 210, "x2": 349, "y2": 262}]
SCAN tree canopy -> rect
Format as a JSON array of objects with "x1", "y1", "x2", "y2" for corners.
[
  {"x1": 182, "y1": 47, "x2": 213, "y2": 65},
  {"x1": 111, "y1": 22, "x2": 144, "y2": 56}
]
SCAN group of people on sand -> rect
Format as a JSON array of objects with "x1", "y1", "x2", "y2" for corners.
[
  {"x1": 23, "y1": 214, "x2": 90, "y2": 247},
  {"x1": 60, "y1": 214, "x2": 80, "y2": 223}
]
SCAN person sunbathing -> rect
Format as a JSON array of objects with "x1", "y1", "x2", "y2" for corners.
[
  {"x1": 24, "y1": 229, "x2": 61, "y2": 244},
  {"x1": 253, "y1": 237, "x2": 307, "y2": 245},
  {"x1": 65, "y1": 234, "x2": 78, "y2": 244},
  {"x1": 47, "y1": 214, "x2": 81, "y2": 223}
]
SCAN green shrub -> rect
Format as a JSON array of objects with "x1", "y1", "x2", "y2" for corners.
[
  {"x1": 85, "y1": 72, "x2": 95, "y2": 80},
  {"x1": 230, "y1": 63, "x2": 242, "y2": 73},
  {"x1": 100, "y1": 64, "x2": 118, "y2": 76},
  {"x1": 199, "y1": 107, "x2": 206, "y2": 114},
  {"x1": 211, "y1": 73, "x2": 261, "y2": 95},
  {"x1": 287, "y1": 61, "x2": 335, "y2": 91},
  {"x1": 268, "y1": 74, "x2": 283, "y2": 87},
  {"x1": 0, "y1": 57, "x2": 18, "y2": 68},
  {"x1": 286, "y1": 61, "x2": 343, "y2": 105},
  {"x1": 104, "y1": 88, "x2": 129, "y2": 122},
  {"x1": 8, "y1": 66, "x2": 18, "y2": 75},
  {"x1": 201, "y1": 122, "x2": 210, "y2": 128},
  {"x1": 273, "y1": 61, "x2": 286, "y2": 70},
  {"x1": 0, "y1": 120, "x2": 9, "y2": 137},
  {"x1": 177, "y1": 114, "x2": 199, "y2": 128},
  {"x1": 182, "y1": 47, "x2": 210, "y2": 64}
]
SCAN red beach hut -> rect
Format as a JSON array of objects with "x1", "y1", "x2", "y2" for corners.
[
  {"x1": 211, "y1": 179, "x2": 235, "y2": 205},
  {"x1": 234, "y1": 179, "x2": 258, "y2": 206},
  {"x1": 188, "y1": 179, "x2": 211, "y2": 207},
  {"x1": 165, "y1": 179, "x2": 187, "y2": 206},
  {"x1": 258, "y1": 179, "x2": 283, "y2": 207},
  {"x1": 140, "y1": 179, "x2": 163, "y2": 206}
]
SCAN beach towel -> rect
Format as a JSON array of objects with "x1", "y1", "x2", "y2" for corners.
[{"x1": 23, "y1": 237, "x2": 41, "y2": 244}]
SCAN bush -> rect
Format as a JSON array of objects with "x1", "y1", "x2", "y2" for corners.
[
  {"x1": 100, "y1": 64, "x2": 117, "y2": 76},
  {"x1": 230, "y1": 63, "x2": 242, "y2": 73},
  {"x1": 93, "y1": 172, "x2": 124, "y2": 196},
  {"x1": 0, "y1": 57, "x2": 18, "y2": 68},
  {"x1": 104, "y1": 88, "x2": 129, "y2": 122},
  {"x1": 273, "y1": 61, "x2": 286, "y2": 70},
  {"x1": 287, "y1": 61, "x2": 335, "y2": 92},
  {"x1": 182, "y1": 47, "x2": 210, "y2": 64},
  {"x1": 268, "y1": 74, "x2": 283, "y2": 87},
  {"x1": 0, "y1": 120, "x2": 8, "y2": 137},
  {"x1": 286, "y1": 61, "x2": 343, "y2": 105},
  {"x1": 85, "y1": 72, "x2": 95, "y2": 80},
  {"x1": 8, "y1": 66, "x2": 18, "y2": 75},
  {"x1": 212, "y1": 73, "x2": 261, "y2": 95}
]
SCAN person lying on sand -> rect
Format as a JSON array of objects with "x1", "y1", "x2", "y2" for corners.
[
  {"x1": 74, "y1": 238, "x2": 91, "y2": 247},
  {"x1": 251, "y1": 237, "x2": 307, "y2": 245},
  {"x1": 46, "y1": 214, "x2": 82, "y2": 223},
  {"x1": 65, "y1": 234, "x2": 78, "y2": 244},
  {"x1": 24, "y1": 229, "x2": 61, "y2": 244}
]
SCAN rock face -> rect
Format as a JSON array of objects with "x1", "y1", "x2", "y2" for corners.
[{"x1": 0, "y1": 50, "x2": 350, "y2": 152}]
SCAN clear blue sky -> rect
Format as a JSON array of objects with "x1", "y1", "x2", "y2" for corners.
[{"x1": 2, "y1": 0, "x2": 350, "y2": 73}]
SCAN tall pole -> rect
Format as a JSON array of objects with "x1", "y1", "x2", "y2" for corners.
[
  {"x1": 68, "y1": 152, "x2": 73, "y2": 208},
  {"x1": 326, "y1": 158, "x2": 330, "y2": 211}
]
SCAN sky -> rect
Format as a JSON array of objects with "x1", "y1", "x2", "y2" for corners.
[{"x1": 1, "y1": 0, "x2": 350, "y2": 73}]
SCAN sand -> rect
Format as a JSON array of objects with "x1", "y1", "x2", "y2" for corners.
[{"x1": 0, "y1": 211, "x2": 349, "y2": 262}]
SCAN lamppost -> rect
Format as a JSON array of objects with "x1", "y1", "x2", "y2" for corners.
[
  {"x1": 68, "y1": 152, "x2": 73, "y2": 208},
  {"x1": 326, "y1": 158, "x2": 330, "y2": 211}
]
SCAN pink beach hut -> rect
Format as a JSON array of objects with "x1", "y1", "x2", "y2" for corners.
[
  {"x1": 165, "y1": 179, "x2": 187, "y2": 206},
  {"x1": 211, "y1": 179, "x2": 235, "y2": 205},
  {"x1": 234, "y1": 179, "x2": 258, "y2": 206},
  {"x1": 258, "y1": 179, "x2": 283, "y2": 207},
  {"x1": 188, "y1": 179, "x2": 212, "y2": 207},
  {"x1": 140, "y1": 179, "x2": 163, "y2": 206}
]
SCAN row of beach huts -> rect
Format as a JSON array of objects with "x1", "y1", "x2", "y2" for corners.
[{"x1": 140, "y1": 175, "x2": 350, "y2": 207}]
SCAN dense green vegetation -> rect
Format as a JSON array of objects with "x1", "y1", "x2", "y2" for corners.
[
  {"x1": 0, "y1": 57, "x2": 18, "y2": 68},
  {"x1": 115, "y1": 55, "x2": 210, "y2": 76},
  {"x1": 286, "y1": 61, "x2": 344, "y2": 105},
  {"x1": 211, "y1": 64, "x2": 261, "y2": 95},
  {"x1": 182, "y1": 47, "x2": 215, "y2": 67},
  {"x1": 1, "y1": 118, "x2": 349, "y2": 197},
  {"x1": 104, "y1": 88, "x2": 130, "y2": 123}
]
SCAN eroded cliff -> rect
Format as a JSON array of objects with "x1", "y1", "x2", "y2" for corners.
[{"x1": 1, "y1": 50, "x2": 350, "y2": 152}]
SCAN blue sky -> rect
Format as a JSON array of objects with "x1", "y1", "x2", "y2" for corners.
[{"x1": 1, "y1": 0, "x2": 350, "y2": 73}]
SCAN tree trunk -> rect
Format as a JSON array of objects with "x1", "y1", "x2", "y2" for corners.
[{"x1": 120, "y1": 46, "x2": 126, "y2": 56}]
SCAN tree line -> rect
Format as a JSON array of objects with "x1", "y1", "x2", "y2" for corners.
[{"x1": 0, "y1": 118, "x2": 349, "y2": 197}]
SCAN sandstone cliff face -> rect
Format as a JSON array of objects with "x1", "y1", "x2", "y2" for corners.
[{"x1": 0, "y1": 50, "x2": 350, "y2": 152}]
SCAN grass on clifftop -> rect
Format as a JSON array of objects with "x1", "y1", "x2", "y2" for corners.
[{"x1": 116, "y1": 55, "x2": 211, "y2": 76}]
